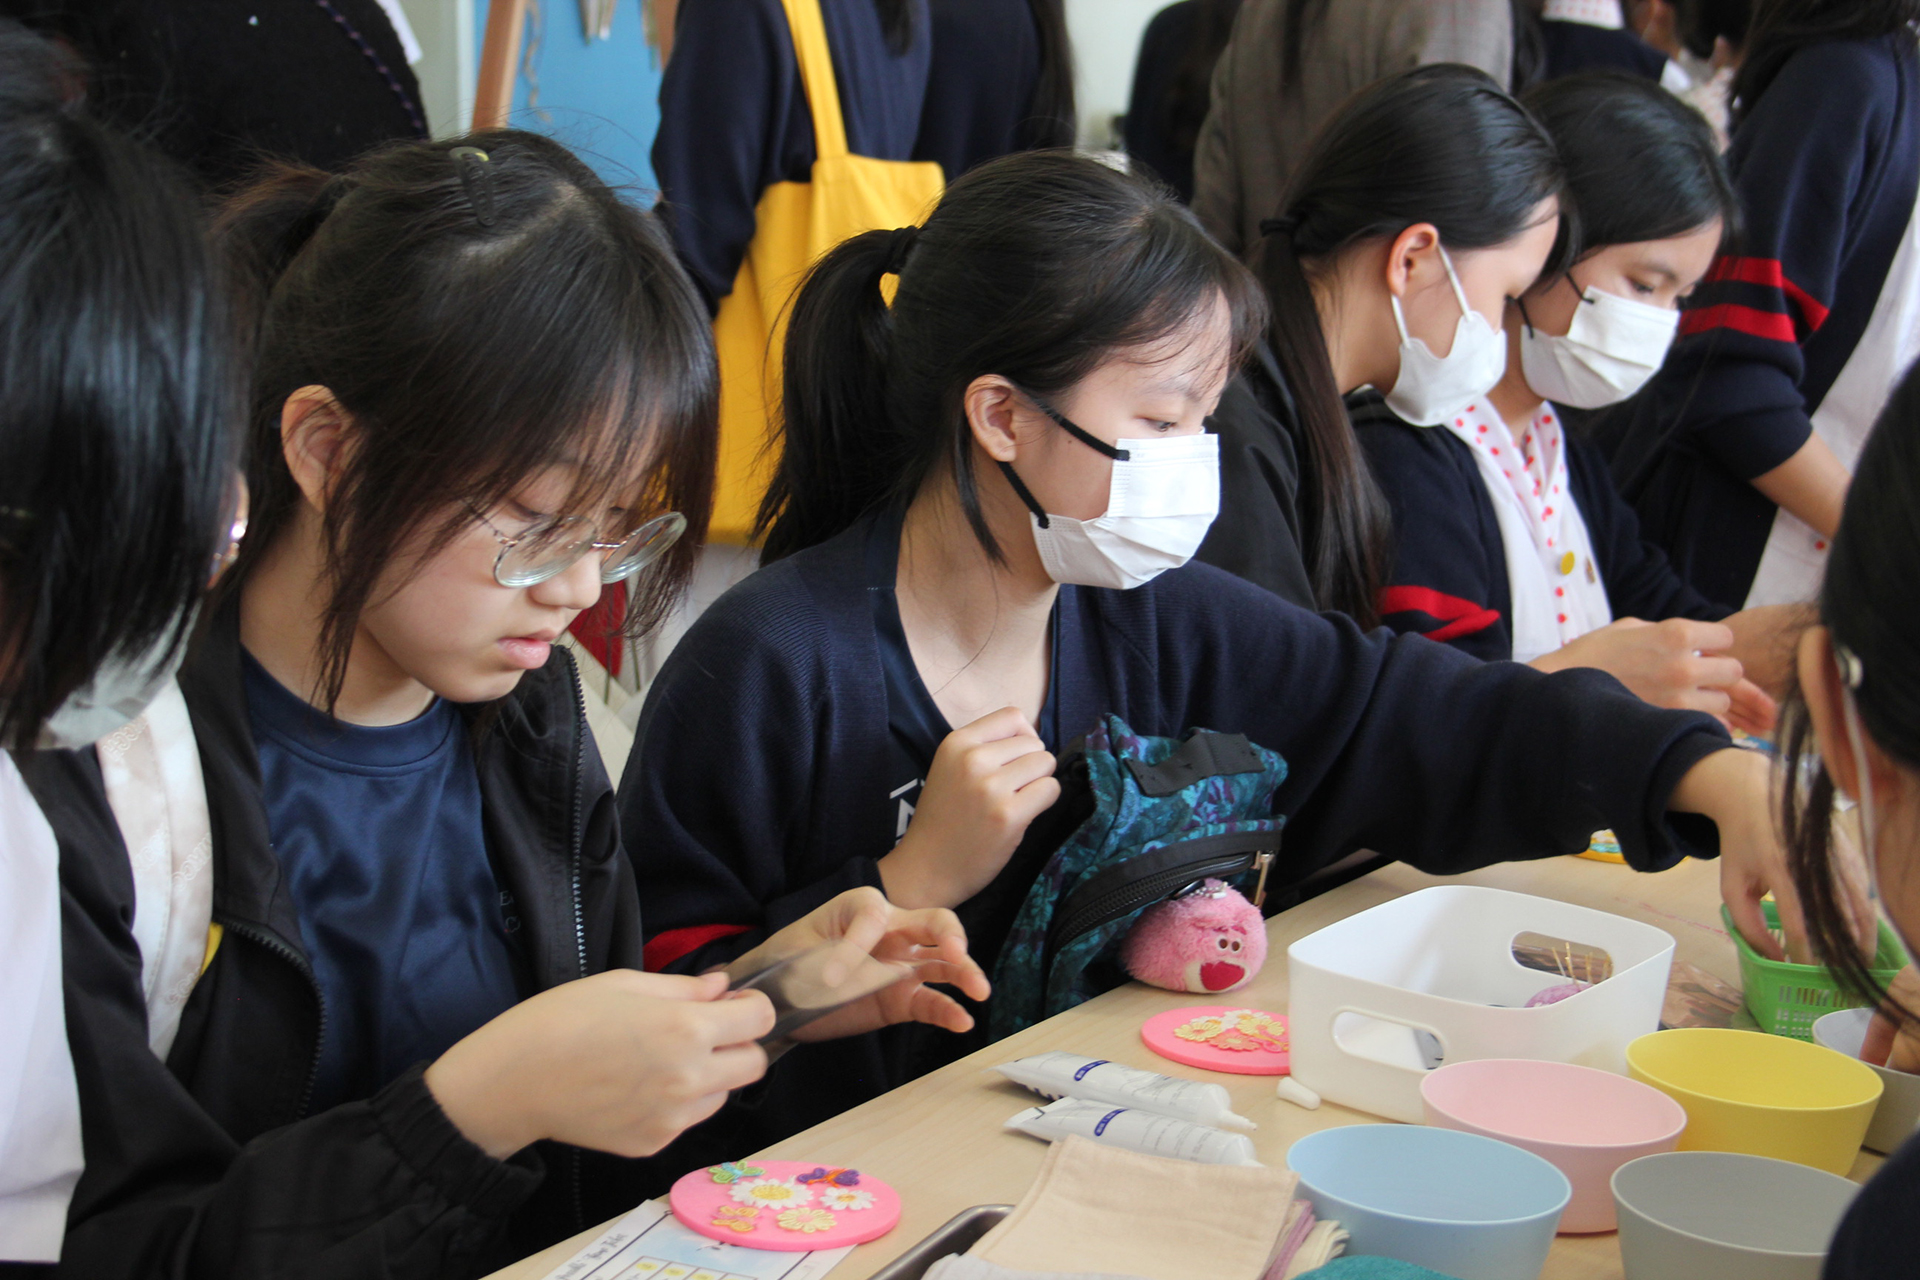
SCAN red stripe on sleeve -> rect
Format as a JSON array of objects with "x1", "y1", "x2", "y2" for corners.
[
  {"x1": 1679, "y1": 302, "x2": 1801, "y2": 343},
  {"x1": 643, "y1": 923, "x2": 752, "y2": 972},
  {"x1": 1377, "y1": 586, "x2": 1502, "y2": 643},
  {"x1": 1701, "y1": 257, "x2": 1830, "y2": 331}
]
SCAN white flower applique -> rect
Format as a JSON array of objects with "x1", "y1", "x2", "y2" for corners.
[
  {"x1": 728, "y1": 1177, "x2": 814, "y2": 1208},
  {"x1": 817, "y1": 1187, "x2": 875, "y2": 1212}
]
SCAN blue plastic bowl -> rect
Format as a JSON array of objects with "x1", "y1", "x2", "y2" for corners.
[{"x1": 1287, "y1": 1124, "x2": 1571, "y2": 1280}]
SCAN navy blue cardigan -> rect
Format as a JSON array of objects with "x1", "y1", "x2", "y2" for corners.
[
  {"x1": 1604, "y1": 35, "x2": 1920, "y2": 604},
  {"x1": 1356, "y1": 400, "x2": 1730, "y2": 661},
  {"x1": 618, "y1": 513, "x2": 1730, "y2": 1150},
  {"x1": 911, "y1": 0, "x2": 1047, "y2": 180}
]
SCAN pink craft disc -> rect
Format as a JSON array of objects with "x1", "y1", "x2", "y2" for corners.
[
  {"x1": 1141, "y1": 1004, "x2": 1291, "y2": 1075},
  {"x1": 669, "y1": 1159, "x2": 901, "y2": 1251}
]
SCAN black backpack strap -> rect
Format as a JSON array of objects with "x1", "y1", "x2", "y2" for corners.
[{"x1": 1125, "y1": 731, "x2": 1262, "y2": 797}]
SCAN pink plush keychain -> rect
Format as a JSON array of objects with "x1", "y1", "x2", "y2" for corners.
[{"x1": 1120, "y1": 879, "x2": 1266, "y2": 994}]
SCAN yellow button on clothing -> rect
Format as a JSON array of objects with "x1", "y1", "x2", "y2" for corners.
[{"x1": 1559, "y1": 551, "x2": 1576, "y2": 576}]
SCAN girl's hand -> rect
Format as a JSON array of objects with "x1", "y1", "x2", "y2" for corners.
[
  {"x1": 1536, "y1": 617, "x2": 1776, "y2": 732},
  {"x1": 737, "y1": 886, "x2": 993, "y2": 1040},
  {"x1": 1668, "y1": 746, "x2": 1802, "y2": 960},
  {"x1": 877, "y1": 707, "x2": 1060, "y2": 909},
  {"x1": 423, "y1": 970, "x2": 774, "y2": 1160},
  {"x1": 1862, "y1": 967, "x2": 1920, "y2": 1074}
]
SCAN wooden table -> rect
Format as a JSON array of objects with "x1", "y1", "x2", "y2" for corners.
[{"x1": 489, "y1": 856, "x2": 1884, "y2": 1280}]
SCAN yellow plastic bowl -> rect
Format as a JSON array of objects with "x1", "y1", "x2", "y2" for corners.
[{"x1": 1625, "y1": 1029, "x2": 1881, "y2": 1175}]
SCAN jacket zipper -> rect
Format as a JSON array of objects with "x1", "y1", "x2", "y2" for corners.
[
  {"x1": 221, "y1": 916, "x2": 328, "y2": 1119},
  {"x1": 563, "y1": 654, "x2": 590, "y2": 1231},
  {"x1": 1046, "y1": 850, "x2": 1264, "y2": 965}
]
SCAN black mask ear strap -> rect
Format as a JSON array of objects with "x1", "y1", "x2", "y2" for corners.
[
  {"x1": 1013, "y1": 385, "x2": 1131, "y2": 461},
  {"x1": 996, "y1": 461, "x2": 1051, "y2": 529}
]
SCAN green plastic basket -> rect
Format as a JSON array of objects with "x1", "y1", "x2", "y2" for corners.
[{"x1": 1722, "y1": 900, "x2": 1909, "y2": 1040}]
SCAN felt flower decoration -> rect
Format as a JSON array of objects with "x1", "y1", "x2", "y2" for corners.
[
  {"x1": 776, "y1": 1208, "x2": 838, "y2": 1234},
  {"x1": 818, "y1": 1187, "x2": 874, "y2": 1212},
  {"x1": 1173, "y1": 1013, "x2": 1228, "y2": 1042},
  {"x1": 709, "y1": 1205, "x2": 758, "y2": 1233},
  {"x1": 707, "y1": 1161, "x2": 766, "y2": 1184},
  {"x1": 1214, "y1": 1008, "x2": 1287, "y2": 1052},
  {"x1": 729, "y1": 1177, "x2": 813, "y2": 1207}
]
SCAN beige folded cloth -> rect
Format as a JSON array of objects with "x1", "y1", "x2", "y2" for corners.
[{"x1": 971, "y1": 1136, "x2": 1301, "y2": 1279}]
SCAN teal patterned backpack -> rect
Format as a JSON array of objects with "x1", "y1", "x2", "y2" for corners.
[{"x1": 985, "y1": 714, "x2": 1289, "y2": 1040}]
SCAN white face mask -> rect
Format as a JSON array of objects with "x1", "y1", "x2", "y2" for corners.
[
  {"x1": 1000, "y1": 394, "x2": 1220, "y2": 591},
  {"x1": 1519, "y1": 282, "x2": 1680, "y2": 409},
  {"x1": 29, "y1": 616, "x2": 196, "y2": 751},
  {"x1": 1384, "y1": 244, "x2": 1510, "y2": 427}
]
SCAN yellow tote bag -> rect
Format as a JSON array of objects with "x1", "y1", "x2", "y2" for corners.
[{"x1": 707, "y1": 0, "x2": 944, "y2": 544}]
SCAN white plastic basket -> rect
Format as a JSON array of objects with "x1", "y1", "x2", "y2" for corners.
[{"x1": 1287, "y1": 885, "x2": 1675, "y2": 1122}]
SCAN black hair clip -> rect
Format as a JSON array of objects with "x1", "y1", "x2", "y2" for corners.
[
  {"x1": 1259, "y1": 213, "x2": 1302, "y2": 238},
  {"x1": 449, "y1": 146, "x2": 497, "y2": 228}
]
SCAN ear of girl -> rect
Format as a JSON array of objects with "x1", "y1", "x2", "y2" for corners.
[
  {"x1": 1349, "y1": 72, "x2": 1800, "y2": 736},
  {"x1": 27, "y1": 129, "x2": 986, "y2": 1280},
  {"x1": 621, "y1": 145, "x2": 1808, "y2": 1169}
]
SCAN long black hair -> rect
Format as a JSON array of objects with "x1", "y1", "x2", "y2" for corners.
[
  {"x1": 1733, "y1": 0, "x2": 1920, "y2": 124},
  {"x1": 757, "y1": 149, "x2": 1267, "y2": 562},
  {"x1": 1523, "y1": 71, "x2": 1738, "y2": 264},
  {"x1": 1256, "y1": 64, "x2": 1567, "y2": 624},
  {"x1": 1163, "y1": 0, "x2": 1241, "y2": 160},
  {"x1": 0, "y1": 21, "x2": 240, "y2": 750},
  {"x1": 1022, "y1": 0, "x2": 1077, "y2": 150},
  {"x1": 220, "y1": 130, "x2": 717, "y2": 711},
  {"x1": 1779, "y1": 362, "x2": 1920, "y2": 1022}
]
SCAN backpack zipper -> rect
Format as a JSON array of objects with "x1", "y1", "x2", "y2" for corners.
[{"x1": 1045, "y1": 846, "x2": 1269, "y2": 965}]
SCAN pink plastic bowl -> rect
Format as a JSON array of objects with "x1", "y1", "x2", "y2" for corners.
[{"x1": 1420, "y1": 1058, "x2": 1688, "y2": 1233}]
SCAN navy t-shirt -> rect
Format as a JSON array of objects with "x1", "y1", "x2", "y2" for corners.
[{"x1": 243, "y1": 652, "x2": 521, "y2": 1112}]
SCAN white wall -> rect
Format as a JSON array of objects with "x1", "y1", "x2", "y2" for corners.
[
  {"x1": 397, "y1": 0, "x2": 475, "y2": 136},
  {"x1": 1066, "y1": 0, "x2": 1168, "y2": 148}
]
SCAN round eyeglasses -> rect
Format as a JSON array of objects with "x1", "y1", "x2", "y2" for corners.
[{"x1": 475, "y1": 507, "x2": 687, "y2": 589}]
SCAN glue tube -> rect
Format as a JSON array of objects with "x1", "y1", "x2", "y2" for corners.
[
  {"x1": 1006, "y1": 1097, "x2": 1263, "y2": 1166},
  {"x1": 995, "y1": 1051, "x2": 1257, "y2": 1130}
]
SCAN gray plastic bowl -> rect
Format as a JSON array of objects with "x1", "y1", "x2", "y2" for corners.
[
  {"x1": 1611, "y1": 1151, "x2": 1859, "y2": 1280},
  {"x1": 1812, "y1": 1007, "x2": 1920, "y2": 1154}
]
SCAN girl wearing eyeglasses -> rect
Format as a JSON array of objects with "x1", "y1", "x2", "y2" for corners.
[{"x1": 30, "y1": 129, "x2": 986, "y2": 1280}]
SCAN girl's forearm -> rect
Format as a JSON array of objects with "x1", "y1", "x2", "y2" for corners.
[{"x1": 1752, "y1": 433, "x2": 1851, "y2": 538}]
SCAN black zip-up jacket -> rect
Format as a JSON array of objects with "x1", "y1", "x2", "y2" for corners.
[{"x1": 15, "y1": 609, "x2": 642, "y2": 1279}]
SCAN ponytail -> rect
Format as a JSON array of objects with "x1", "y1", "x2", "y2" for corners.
[
  {"x1": 214, "y1": 162, "x2": 351, "y2": 350},
  {"x1": 1252, "y1": 228, "x2": 1391, "y2": 625},
  {"x1": 758, "y1": 149, "x2": 1266, "y2": 564},
  {"x1": 758, "y1": 230, "x2": 904, "y2": 562},
  {"x1": 1254, "y1": 64, "x2": 1565, "y2": 624}
]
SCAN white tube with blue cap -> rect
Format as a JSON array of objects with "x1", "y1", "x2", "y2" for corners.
[
  {"x1": 994, "y1": 1051, "x2": 1257, "y2": 1129},
  {"x1": 1005, "y1": 1097, "x2": 1263, "y2": 1166}
]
